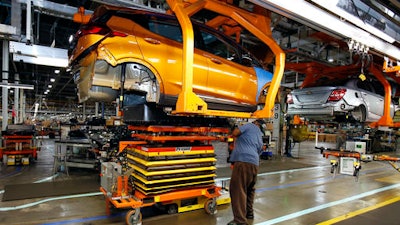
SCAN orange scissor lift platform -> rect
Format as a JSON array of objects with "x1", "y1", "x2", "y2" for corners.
[
  {"x1": 0, "y1": 135, "x2": 38, "y2": 165},
  {"x1": 100, "y1": 125, "x2": 231, "y2": 225}
]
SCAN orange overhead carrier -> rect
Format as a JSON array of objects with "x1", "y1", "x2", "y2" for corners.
[
  {"x1": 166, "y1": 0, "x2": 285, "y2": 119},
  {"x1": 369, "y1": 63, "x2": 400, "y2": 128}
]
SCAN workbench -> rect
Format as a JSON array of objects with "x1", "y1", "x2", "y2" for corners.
[{"x1": 53, "y1": 139, "x2": 98, "y2": 174}]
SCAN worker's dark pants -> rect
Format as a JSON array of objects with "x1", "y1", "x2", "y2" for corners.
[{"x1": 229, "y1": 161, "x2": 258, "y2": 224}]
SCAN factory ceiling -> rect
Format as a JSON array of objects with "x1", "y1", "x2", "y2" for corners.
[{"x1": 0, "y1": 0, "x2": 399, "y2": 114}]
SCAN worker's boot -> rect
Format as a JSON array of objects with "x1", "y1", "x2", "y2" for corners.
[{"x1": 246, "y1": 211, "x2": 254, "y2": 219}]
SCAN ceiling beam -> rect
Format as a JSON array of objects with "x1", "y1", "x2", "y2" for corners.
[
  {"x1": 9, "y1": 41, "x2": 68, "y2": 67},
  {"x1": 17, "y1": 0, "x2": 93, "y2": 19}
]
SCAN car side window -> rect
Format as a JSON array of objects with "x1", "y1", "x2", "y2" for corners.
[
  {"x1": 356, "y1": 80, "x2": 373, "y2": 93},
  {"x1": 199, "y1": 31, "x2": 241, "y2": 63},
  {"x1": 373, "y1": 82, "x2": 385, "y2": 96},
  {"x1": 148, "y1": 18, "x2": 183, "y2": 43}
]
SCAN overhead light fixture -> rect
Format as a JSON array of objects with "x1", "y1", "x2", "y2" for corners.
[
  {"x1": 50, "y1": 78, "x2": 55, "y2": 82},
  {"x1": 48, "y1": 84, "x2": 52, "y2": 88},
  {"x1": 251, "y1": 0, "x2": 400, "y2": 61},
  {"x1": 0, "y1": 83, "x2": 34, "y2": 90},
  {"x1": 54, "y1": 69, "x2": 60, "y2": 74},
  {"x1": 310, "y1": 0, "x2": 395, "y2": 43}
]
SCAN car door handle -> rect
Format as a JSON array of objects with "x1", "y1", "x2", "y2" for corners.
[
  {"x1": 144, "y1": 37, "x2": 161, "y2": 45},
  {"x1": 203, "y1": 54, "x2": 223, "y2": 64},
  {"x1": 210, "y1": 58, "x2": 222, "y2": 64}
]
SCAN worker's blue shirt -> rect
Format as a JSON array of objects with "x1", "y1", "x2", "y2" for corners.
[{"x1": 230, "y1": 123, "x2": 263, "y2": 166}]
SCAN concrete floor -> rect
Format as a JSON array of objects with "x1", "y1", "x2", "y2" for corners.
[{"x1": 1, "y1": 139, "x2": 400, "y2": 225}]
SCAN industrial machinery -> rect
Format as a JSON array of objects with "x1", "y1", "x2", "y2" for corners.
[{"x1": 316, "y1": 146, "x2": 400, "y2": 182}]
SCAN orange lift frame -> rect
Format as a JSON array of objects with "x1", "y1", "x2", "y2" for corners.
[{"x1": 166, "y1": 0, "x2": 285, "y2": 119}]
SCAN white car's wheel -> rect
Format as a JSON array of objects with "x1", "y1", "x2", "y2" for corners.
[{"x1": 352, "y1": 105, "x2": 366, "y2": 122}]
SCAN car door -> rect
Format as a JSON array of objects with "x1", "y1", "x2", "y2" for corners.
[
  {"x1": 356, "y1": 80, "x2": 384, "y2": 117},
  {"x1": 196, "y1": 28, "x2": 258, "y2": 106},
  {"x1": 133, "y1": 14, "x2": 208, "y2": 97}
]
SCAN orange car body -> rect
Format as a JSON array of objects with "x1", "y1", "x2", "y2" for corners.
[{"x1": 69, "y1": 5, "x2": 272, "y2": 112}]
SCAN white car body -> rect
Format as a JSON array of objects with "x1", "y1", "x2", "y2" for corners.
[{"x1": 287, "y1": 79, "x2": 396, "y2": 122}]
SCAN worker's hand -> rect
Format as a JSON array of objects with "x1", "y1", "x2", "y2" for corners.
[
  {"x1": 231, "y1": 127, "x2": 241, "y2": 137},
  {"x1": 230, "y1": 164, "x2": 234, "y2": 170}
]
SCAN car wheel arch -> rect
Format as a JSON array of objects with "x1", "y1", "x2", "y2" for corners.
[
  {"x1": 352, "y1": 104, "x2": 367, "y2": 122},
  {"x1": 118, "y1": 59, "x2": 164, "y2": 103}
]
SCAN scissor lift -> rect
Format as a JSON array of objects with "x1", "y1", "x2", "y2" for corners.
[{"x1": 100, "y1": 125, "x2": 231, "y2": 225}]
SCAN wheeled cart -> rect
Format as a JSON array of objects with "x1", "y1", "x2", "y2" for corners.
[
  {"x1": 100, "y1": 124, "x2": 231, "y2": 225},
  {"x1": 101, "y1": 185, "x2": 223, "y2": 225},
  {"x1": 100, "y1": 162, "x2": 229, "y2": 225}
]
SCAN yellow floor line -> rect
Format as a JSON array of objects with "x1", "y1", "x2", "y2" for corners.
[{"x1": 317, "y1": 196, "x2": 400, "y2": 225}]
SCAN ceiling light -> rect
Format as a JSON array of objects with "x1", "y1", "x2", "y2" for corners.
[
  {"x1": 50, "y1": 78, "x2": 55, "y2": 82},
  {"x1": 54, "y1": 69, "x2": 60, "y2": 74},
  {"x1": 48, "y1": 84, "x2": 52, "y2": 88}
]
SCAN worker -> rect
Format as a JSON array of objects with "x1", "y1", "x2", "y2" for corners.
[
  {"x1": 227, "y1": 119, "x2": 264, "y2": 225},
  {"x1": 336, "y1": 130, "x2": 346, "y2": 150}
]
